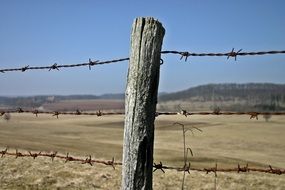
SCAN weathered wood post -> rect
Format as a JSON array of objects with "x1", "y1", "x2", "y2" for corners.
[{"x1": 122, "y1": 17, "x2": 165, "y2": 190}]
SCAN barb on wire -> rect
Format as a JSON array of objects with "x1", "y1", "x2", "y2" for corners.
[
  {"x1": 21, "y1": 65, "x2": 29, "y2": 72},
  {"x1": 204, "y1": 163, "x2": 218, "y2": 177},
  {"x1": 50, "y1": 151, "x2": 57, "y2": 162},
  {"x1": 249, "y1": 112, "x2": 259, "y2": 120},
  {"x1": 268, "y1": 165, "x2": 283, "y2": 175},
  {"x1": 237, "y1": 163, "x2": 249, "y2": 173},
  {"x1": 15, "y1": 149, "x2": 24, "y2": 158},
  {"x1": 180, "y1": 52, "x2": 190, "y2": 62},
  {"x1": 1, "y1": 147, "x2": 8, "y2": 158},
  {"x1": 204, "y1": 163, "x2": 219, "y2": 189},
  {"x1": 28, "y1": 151, "x2": 41, "y2": 159},
  {"x1": 64, "y1": 153, "x2": 75, "y2": 163},
  {"x1": 108, "y1": 157, "x2": 116, "y2": 170},
  {"x1": 49, "y1": 63, "x2": 59, "y2": 71},
  {"x1": 227, "y1": 48, "x2": 242, "y2": 61},
  {"x1": 96, "y1": 110, "x2": 102, "y2": 117},
  {"x1": 88, "y1": 58, "x2": 100, "y2": 70},
  {"x1": 82, "y1": 155, "x2": 93, "y2": 166},
  {"x1": 153, "y1": 161, "x2": 165, "y2": 173},
  {"x1": 52, "y1": 111, "x2": 59, "y2": 119},
  {"x1": 182, "y1": 162, "x2": 191, "y2": 174}
]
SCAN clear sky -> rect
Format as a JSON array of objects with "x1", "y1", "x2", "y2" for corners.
[{"x1": 0, "y1": 0, "x2": 284, "y2": 96}]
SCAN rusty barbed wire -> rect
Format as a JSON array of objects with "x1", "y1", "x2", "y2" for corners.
[
  {"x1": 0, "y1": 108, "x2": 124, "y2": 118},
  {"x1": 157, "y1": 111, "x2": 285, "y2": 120},
  {"x1": 0, "y1": 57, "x2": 129, "y2": 73},
  {"x1": 161, "y1": 49, "x2": 285, "y2": 61},
  {"x1": 1, "y1": 108, "x2": 285, "y2": 119},
  {"x1": 153, "y1": 161, "x2": 285, "y2": 175},
  {"x1": 1, "y1": 49, "x2": 285, "y2": 73},
  {"x1": 1, "y1": 148, "x2": 284, "y2": 175},
  {"x1": 1, "y1": 148, "x2": 120, "y2": 168}
]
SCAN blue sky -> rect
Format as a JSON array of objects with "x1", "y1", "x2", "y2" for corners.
[{"x1": 0, "y1": 0, "x2": 284, "y2": 96}]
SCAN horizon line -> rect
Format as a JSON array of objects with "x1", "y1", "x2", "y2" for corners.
[{"x1": 1, "y1": 82, "x2": 285, "y2": 97}]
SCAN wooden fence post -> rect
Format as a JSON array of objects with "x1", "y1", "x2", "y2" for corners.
[{"x1": 122, "y1": 17, "x2": 165, "y2": 190}]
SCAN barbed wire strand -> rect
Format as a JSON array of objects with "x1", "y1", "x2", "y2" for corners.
[
  {"x1": 0, "y1": 148, "x2": 120, "y2": 168},
  {"x1": 157, "y1": 111, "x2": 285, "y2": 120},
  {"x1": 161, "y1": 49, "x2": 285, "y2": 61},
  {"x1": 0, "y1": 58, "x2": 129, "y2": 73},
  {"x1": 1, "y1": 109, "x2": 285, "y2": 119},
  {"x1": 0, "y1": 109, "x2": 124, "y2": 118},
  {"x1": 1, "y1": 49, "x2": 285, "y2": 73},
  {"x1": 1, "y1": 148, "x2": 283, "y2": 175}
]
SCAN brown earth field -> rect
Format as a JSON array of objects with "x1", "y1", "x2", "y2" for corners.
[{"x1": 0, "y1": 113, "x2": 284, "y2": 189}]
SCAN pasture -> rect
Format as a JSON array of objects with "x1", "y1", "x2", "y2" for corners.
[{"x1": 0, "y1": 113, "x2": 284, "y2": 189}]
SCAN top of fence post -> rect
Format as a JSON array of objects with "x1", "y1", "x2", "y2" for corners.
[{"x1": 121, "y1": 17, "x2": 165, "y2": 190}]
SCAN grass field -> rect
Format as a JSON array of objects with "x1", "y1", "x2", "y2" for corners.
[
  {"x1": 0, "y1": 113, "x2": 284, "y2": 189},
  {"x1": 42, "y1": 99, "x2": 124, "y2": 111}
]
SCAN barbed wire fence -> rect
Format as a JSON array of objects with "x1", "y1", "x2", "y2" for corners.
[
  {"x1": 1, "y1": 148, "x2": 284, "y2": 175},
  {"x1": 1, "y1": 49, "x2": 285, "y2": 73},
  {"x1": 1, "y1": 48, "x2": 285, "y2": 189},
  {"x1": 0, "y1": 58, "x2": 129, "y2": 73},
  {"x1": 1, "y1": 108, "x2": 285, "y2": 119}
]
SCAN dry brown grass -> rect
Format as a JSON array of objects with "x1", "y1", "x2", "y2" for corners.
[
  {"x1": 0, "y1": 113, "x2": 284, "y2": 189},
  {"x1": 42, "y1": 99, "x2": 124, "y2": 111}
]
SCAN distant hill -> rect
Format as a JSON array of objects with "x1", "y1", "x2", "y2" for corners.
[
  {"x1": 158, "y1": 83, "x2": 285, "y2": 111},
  {"x1": 1, "y1": 83, "x2": 285, "y2": 111},
  {"x1": 159, "y1": 83, "x2": 285, "y2": 102},
  {"x1": 0, "y1": 94, "x2": 124, "y2": 109}
]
